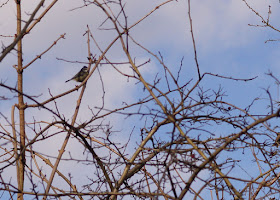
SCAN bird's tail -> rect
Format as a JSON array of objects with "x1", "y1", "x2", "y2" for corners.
[{"x1": 65, "y1": 79, "x2": 71, "y2": 83}]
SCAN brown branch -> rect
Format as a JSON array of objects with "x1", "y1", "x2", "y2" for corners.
[
  {"x1": 188, "y1": 0, "x2": 201, "y2": 80},
  {"x1": 0, "y1": 0, "x2": 46, "y2": 62},
  {"x1": 23, "y1": 33, "x2": 66, "y2": 70}
]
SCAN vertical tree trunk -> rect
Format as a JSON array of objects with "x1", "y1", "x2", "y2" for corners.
[{"x1": 16, "y1": 0, "x2": 25, "y2": 199}]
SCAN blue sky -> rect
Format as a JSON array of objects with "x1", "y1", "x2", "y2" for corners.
[{"x1": 1, "y1": 0, "x2": 280, "y2": 199}]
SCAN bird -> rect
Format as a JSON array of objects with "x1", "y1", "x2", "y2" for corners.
[
  {"x1": 65, "y1": 66, "x2": 89, "y2": 83},
  {"x1": 275, "y1": 134, "x2": 280, "y2": 147}
]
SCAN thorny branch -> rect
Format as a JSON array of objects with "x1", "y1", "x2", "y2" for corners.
[{"x1": 0, "y1": 0, "x2": 280, "y2": 200}]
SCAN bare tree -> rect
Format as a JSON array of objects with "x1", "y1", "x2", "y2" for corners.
[{"x1": 0, "y1": 0, "x2": 280, "y2": 199}]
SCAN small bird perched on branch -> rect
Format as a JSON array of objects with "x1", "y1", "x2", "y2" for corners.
[
  {"x1": 65, "y1": 66, "x2": 89, "y2": 83},
  {"x1": 274, "y1": 134, "x2": 280, "y2": 147}
]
